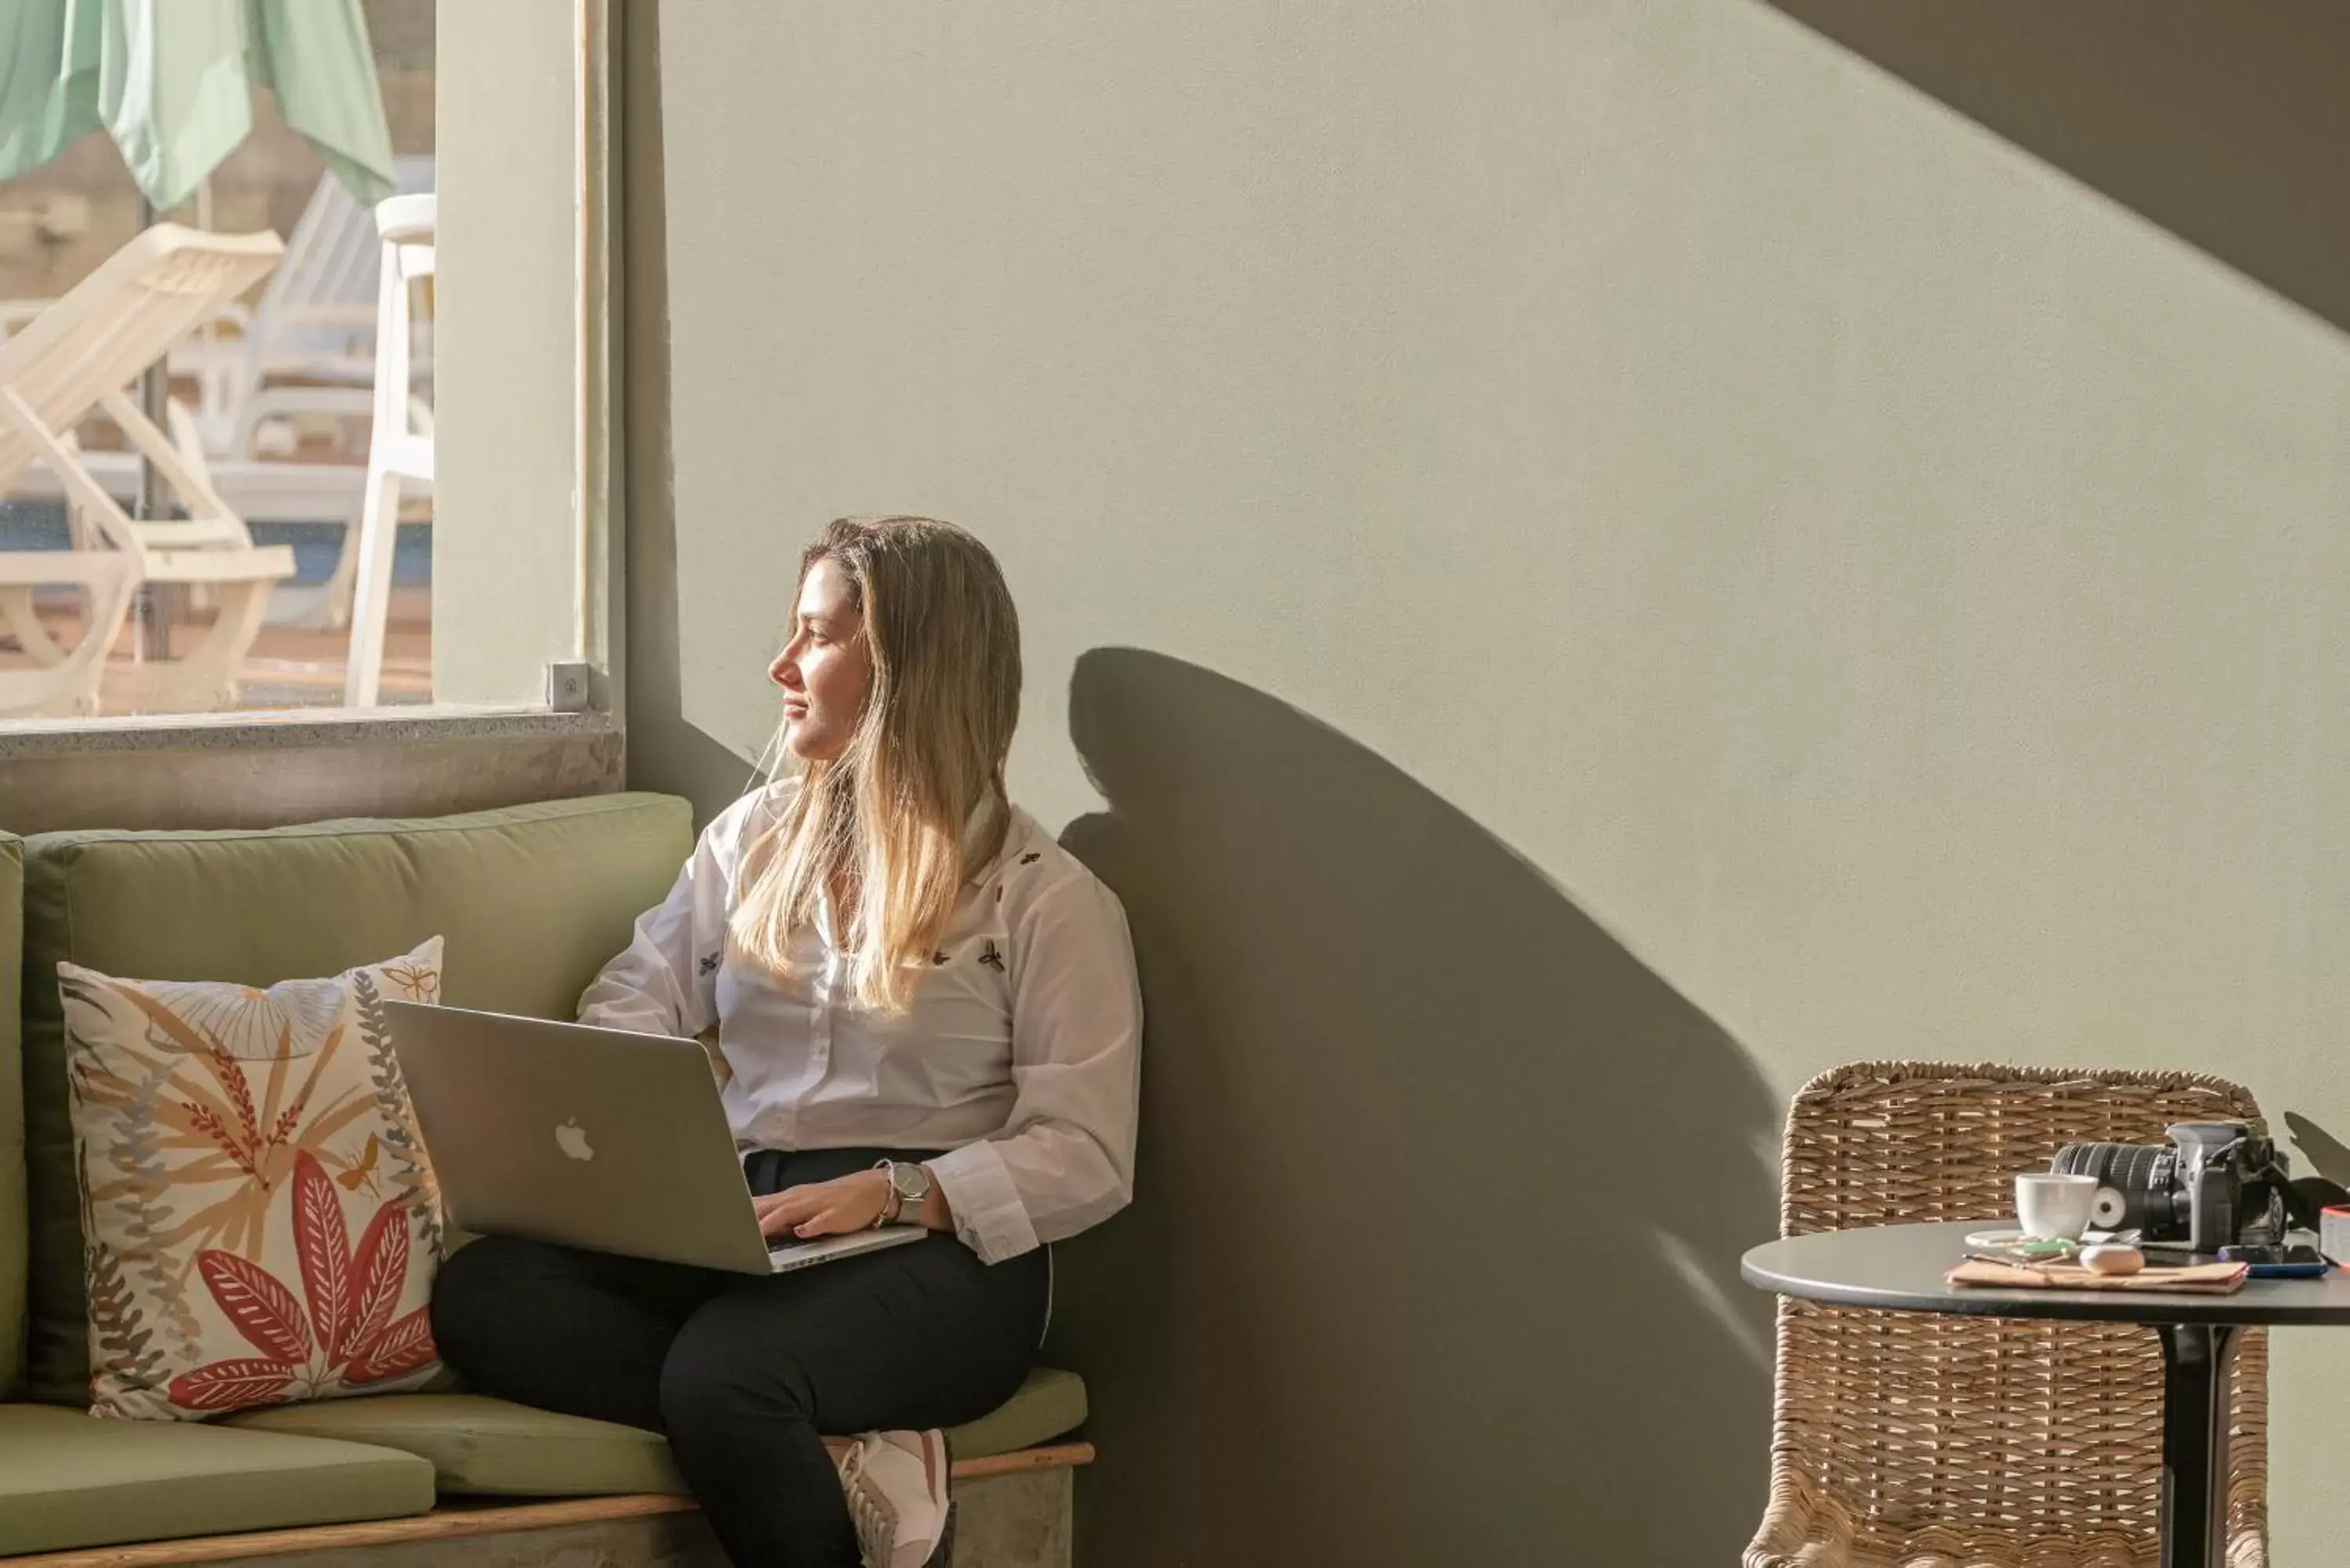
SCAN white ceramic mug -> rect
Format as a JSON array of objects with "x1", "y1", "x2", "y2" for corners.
[{"x1": 2015, "y1": 1172, "x2": 2101, "y2": 1241}]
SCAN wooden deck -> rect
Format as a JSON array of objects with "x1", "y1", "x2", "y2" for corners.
[{"x1": 0, "y1": 583, "x2": 433, "y2": 712}]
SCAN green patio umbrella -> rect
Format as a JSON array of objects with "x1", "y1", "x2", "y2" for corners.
[
  {"x1": 0, "y1": 0, "x2": 396, "y2": 211},
  {"x1": 0, "y1": 0, "x2": 395, "y2": 653}
]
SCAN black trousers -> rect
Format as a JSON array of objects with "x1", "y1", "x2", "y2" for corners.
[{"x1": 429, "y1": 1147, "x2": 1050, "y2": 1568}]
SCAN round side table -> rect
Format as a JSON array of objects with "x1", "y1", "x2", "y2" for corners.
[{"x1": 1744, "y1": 1220, "x2": 2350, "y2": 1568}]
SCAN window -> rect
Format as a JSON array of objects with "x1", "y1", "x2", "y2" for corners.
[{"x1": 0, "y1": 0, "x2": 610, "y2": 730}]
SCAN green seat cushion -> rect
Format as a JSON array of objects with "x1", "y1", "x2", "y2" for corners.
[
  {"x1": 946, "y1": 1367, "x2": 1089, "y2": 1461},
  {"x1": 0, "y1": 1401, "x2": 434, "y2": 1556},
  {"x1": 20, "y1": 793, "x2": 693, "y2": 1407},
  {"x1": 230, "y1": 1393, "x2": 682, "y2": 1498},
  {"x1": 227, "y1": 1368, "x2": 1089, "y2": 1496},
  {"x1": 1, "y1": 834, "x2": 21, "y2": 1399}
]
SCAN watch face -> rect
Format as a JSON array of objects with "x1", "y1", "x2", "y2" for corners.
[{"x1": 892, "y1": 1164, "x2": 930, "y2": 1201}]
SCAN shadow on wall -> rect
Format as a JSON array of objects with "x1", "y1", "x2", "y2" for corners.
[
  {"x1": 2284, "y1": 1112, "x2": 2350, "y2": 1190},
  {"x1": 1043, "y1": 649, "x2": 1781, "y2": 1567},
  {"x1": 1762, "y1": 0, "x2": 2350, "y2": 334}
]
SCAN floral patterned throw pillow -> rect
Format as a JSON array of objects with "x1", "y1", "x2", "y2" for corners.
[{"x1": 58, "y1": 938, "x2": 446, "y2": 1420}]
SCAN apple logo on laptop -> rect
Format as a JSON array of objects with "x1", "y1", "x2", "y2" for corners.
[{"x1": 555, "y1": 1118, "x2": 594, "y2": 1162}]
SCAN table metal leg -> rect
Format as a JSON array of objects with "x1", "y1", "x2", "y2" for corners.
[{"x1": 2156, "y1": 1324, "x2": 2239, "y2": 1568}]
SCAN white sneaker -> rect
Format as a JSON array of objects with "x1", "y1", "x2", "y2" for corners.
[{"x1": 837, "y1": 1428, "x2": 954, "y2": 1568}]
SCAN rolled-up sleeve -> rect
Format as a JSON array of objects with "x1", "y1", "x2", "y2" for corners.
[
  {"x1": 927, "y1": 878, "x2": 1142, "y2": 1263},
  {"x1": 576, "y1": 795, "x2": 754, "y2": 1039}
]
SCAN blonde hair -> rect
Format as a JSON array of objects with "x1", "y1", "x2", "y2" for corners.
[{"x1": 730, "y1": 516, "x2": 1021, "y2": 1012}]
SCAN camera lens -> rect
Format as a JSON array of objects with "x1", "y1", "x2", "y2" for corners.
[{"x1": 2051, "y1": 1141, "x2": 2181, "y2": 1237}]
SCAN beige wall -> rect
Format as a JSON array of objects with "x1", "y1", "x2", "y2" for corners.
[
  {"x1": 631, "y1": 2, "x2": 2350, "y2": 1560},
  {"x1": 434, "y1": 0, "x2": 584, "y2": 704}
]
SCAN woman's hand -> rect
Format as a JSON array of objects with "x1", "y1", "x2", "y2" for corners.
[{"x1": 755, "y1": 1170, "x2": 894, "y2": 1241}]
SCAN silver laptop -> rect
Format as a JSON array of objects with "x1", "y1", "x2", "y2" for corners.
[{"x1": 383, "y1": 1002, "x2": 925, "y2": 1275}]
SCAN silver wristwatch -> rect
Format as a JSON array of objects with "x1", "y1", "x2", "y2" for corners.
[{"x1": 878, "y1": 1159, "x2": 932, "y2": 1226}]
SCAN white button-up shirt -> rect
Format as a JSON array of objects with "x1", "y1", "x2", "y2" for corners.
[{"x1": 576, "y1": 782, "x2": 1142, "y2": 1264}]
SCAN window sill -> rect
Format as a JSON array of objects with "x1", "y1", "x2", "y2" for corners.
[{"x1": 0, "y1": 704, "x2": 615, "y2": 761}]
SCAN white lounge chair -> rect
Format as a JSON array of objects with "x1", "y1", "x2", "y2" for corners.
[
  {"x1": 0, "y1": 160, "x2": 435, "y2": 464},
  {"x1": 0, "y1": 226, "x2": 296, "y2": 717},
  {"x1": 343, "y1": 193, "x2": 435, "y2": 707},
  {"x1": 182, "y1": 155, "x2": 437, "y2": 461},
  {"x1": 0, "y1": 165, "x2": 435, "y2": 636},
  {"x1": 201, "y1": 157, "x2": 434, "y2": 633}
]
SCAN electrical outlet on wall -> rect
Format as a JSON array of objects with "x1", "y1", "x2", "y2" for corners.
[{"x1": 545, "y1": 661, "x2": 593, "y2": 712}]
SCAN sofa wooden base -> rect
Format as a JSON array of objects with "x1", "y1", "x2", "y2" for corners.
[{"x1": 2, "y1": 1444, "x2": 1090, "y2": 1568}]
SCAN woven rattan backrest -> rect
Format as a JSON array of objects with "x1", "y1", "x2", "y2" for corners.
[{"x1": 1760, "y1": 1061, "x2": 2266, "y2": 1566}]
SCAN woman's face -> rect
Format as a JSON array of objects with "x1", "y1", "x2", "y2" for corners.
[{"x1": 770, "y1": 557, "x2": 873, "y2": 762}]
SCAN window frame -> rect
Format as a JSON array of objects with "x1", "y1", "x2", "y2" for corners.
[{"x1": 0, "y1": 0, "x2": 620, "y2": 757}]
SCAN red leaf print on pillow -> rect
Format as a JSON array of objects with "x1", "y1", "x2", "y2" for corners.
[
  {"x1": 195, "y1": 1250, "x2": 310, "y2": 1364},
  {"x1": 343, "y1": 1198, "x2": 410, "y2": 1354},
  {"x1": 345, "y1": 1306, "x2": 436, "y2": 1385},
  {"x1": 291, "y1": 1151, "x2": 352, "y2": 1362},
  {"x1": 165, "y1": 1157, "x2": 437, "y2": 1416},
  {"x1": 168, "y1": 1357, "x2": 299, "y2": 1413}
]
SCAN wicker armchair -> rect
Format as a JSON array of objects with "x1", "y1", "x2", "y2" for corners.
[{"x1": 1748, "y1": 1061, "x2": 2268, "y2": 1568}]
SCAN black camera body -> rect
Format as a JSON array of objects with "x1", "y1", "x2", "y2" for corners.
[{"x1": 2049, "y1": 1122, "x2": 2288, "y2": 1255}]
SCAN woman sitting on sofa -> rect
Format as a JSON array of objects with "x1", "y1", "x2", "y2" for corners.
[{"x1": 432, "y1": 515, "x2": 1144, "y2": 1568}]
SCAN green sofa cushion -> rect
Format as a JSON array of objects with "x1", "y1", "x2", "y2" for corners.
[
  {"x1": 944, "y1": 1367, "x2": 1089, "y2": 1461},
  {"x1": 0, "y1": 834, "x2": 20, "y2": 1400},
  {"x1": 20, "y1": 793, "x2": 694, "y2": 1407},
  {"x1": 231, "y1": 1392, "x2": 682, "y2": 1498},
  {"x1": 226, "y1": 1367, "x2": 1089, "y2": 1495},
  {"x1": 0, "y1": 1401, "x2": 435, "y2": 1556}
]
